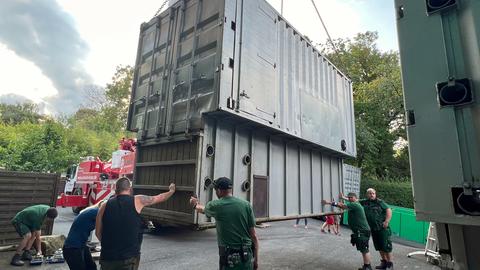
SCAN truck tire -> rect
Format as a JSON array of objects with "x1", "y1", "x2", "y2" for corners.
[{"x1": 71, "y1": 188, "x2": 85, "y2": 214}]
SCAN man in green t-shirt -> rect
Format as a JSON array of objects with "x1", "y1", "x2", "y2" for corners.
[
  {"x1": 323, "y1": 192, "x2": 373, "y2": 270},
  {"x1": 189, "y1": 177, "x2": 259, "y2": 270},
  {"x1": 360, "y1": 188, "x2": 393, "y2": 270},
  {"x1": 10, "y1": 204, "x2": 58, "y2": 266}
]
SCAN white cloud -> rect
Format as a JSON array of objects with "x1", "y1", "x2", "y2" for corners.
[
  {"x1": 57, "y1": 0, "x2": 163, "y2": 87},
  {"x1": 267, "y1": 0, "x2": 364, "y2": 46},
  {"x1": 0, "y1": 44, "x2": 57, "y2": 103},
  {"x1": 1, "y1": 0, "x2": 397, "y2": 113},
  {"x1": 56, "y1": 0, "x2": 373, "y2": 87}
]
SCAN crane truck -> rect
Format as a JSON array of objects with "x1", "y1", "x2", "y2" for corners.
[{"x1": 56, "y1": 138, "x2": 136, "y2": 213}]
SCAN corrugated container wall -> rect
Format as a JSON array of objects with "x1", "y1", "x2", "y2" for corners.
[
  {"x1": 127, "y1": 0, "x2": 355, "y2": 157},
  {"x1": 127, "y1": 0, "x2": 355, "y2": 227},
  {"x1": 135, "y1": 119, "x2": 344, "y2": 227}
]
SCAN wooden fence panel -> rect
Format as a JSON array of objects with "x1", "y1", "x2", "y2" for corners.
[{"x1": 0, "y1": 171, "x2": 59, "y2": 246}]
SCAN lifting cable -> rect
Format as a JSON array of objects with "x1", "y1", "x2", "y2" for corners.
[
  {"x1": 310, "y1": 0, "x2": 339, "y2": 54},
  {"x1": 153, "y1": 0, "x2": 170, "y2": 18}
]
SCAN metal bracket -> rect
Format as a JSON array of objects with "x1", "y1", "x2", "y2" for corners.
[{"x1": 227, "y1": 97, "x2": 235, "y2": 109}]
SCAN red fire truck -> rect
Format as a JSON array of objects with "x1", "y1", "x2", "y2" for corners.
[{"x1": 56, "y1": 138, "x2": 136, "y2": 213}]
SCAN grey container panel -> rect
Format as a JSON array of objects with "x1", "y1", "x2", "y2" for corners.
[
  {"x1": 230, "y1": 0, "x2": 356, "y2": 156},
  {"x1": 136, "y1": 117, "x2": 343, "y2": 226},
  {"x1": 285, "y1": 143, "x2": 300, "y2": 216},
  {"x1": 300, "y1": 148, "x2": 312, "y2": 214},
  {"x1": 202, "y1": 119, "x2": 343, "y2": 218},
  {"x1": 128, "y1": 0, "x2": 224, "y2": 138},
  {"x1": 321, "y1": 155, "x2": 332, "y2": 212},
  {"x1": 395, "y1": 0, "x2": 480, "y2": 226},
  {"x1": 330, "y1": 158, "x2": 342, "y2": 202},
  {"x1": 311, "y1": 152, "x2": 323, "y2": 214},
  {"x1": 251, "y1": 133, "x2": 268, "y2": 178},
  {"x1": 212, "y1": 122, "x2": 234, "y2": 182},
  {"x1": 268, "y1": 138, "x2": 286, "y2": 217},
  {"x1": 232, "y1": 128, "x2": 251, "y2": 198},
  {"x1": 236, "y1": 0, "x2": 277, "y2": 123},
  {"x1": 217, "y1": 0, "x2": 236, "y2": 110},
  {"x1": 129, "y1": 0, "x2": 356, "y2": 158},
  {"x1": 167, "y1": 0, "x2": 223, "y2": 135}
]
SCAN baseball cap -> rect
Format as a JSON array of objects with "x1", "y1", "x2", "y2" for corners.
[{"x1": 213, "y1": 177, "x2": 233, "y2": 190}]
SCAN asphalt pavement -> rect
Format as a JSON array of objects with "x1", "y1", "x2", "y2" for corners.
[{"x1": 0, "y1": 207, "x2": 440, "y2": 270}]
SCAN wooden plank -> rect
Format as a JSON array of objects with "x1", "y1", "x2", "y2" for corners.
[
  {"x1": 0, "y1": 178, "x2": 56, "y2": 184},
  {"x1": 136, "y1": 159, "x2": 197, "y2": 167},
  {"x1": 0, "y1": 200, "x2": 51, "y2": 205},
  {"x1": 134, "y1": 184, "x2": 195, "y2": 192},
  {"x1": 141, "y1": 207, "x2": 193, "y2": 219},
  {"x1": 0, "y1": 171, "x2": 57, "y2": 179},
  {"x1": 0, "y1": 204, "x2": 56, "y2": 213},
  {"x1": 0, "y1": 193, "x2": 54, "y2": 200},
  {"x1": 0, "y1": 185, "x2": 53, "y2": 191},
  {"x1": 0, "y1": 190, "x2": 54, "y2": 196}
]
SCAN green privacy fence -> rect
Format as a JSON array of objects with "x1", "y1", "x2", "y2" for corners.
[{"x1": 343, "y1": 205, "x2": 429, "y2": 244}]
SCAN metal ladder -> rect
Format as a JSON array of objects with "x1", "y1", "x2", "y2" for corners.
[{"x1": 407, "y1": 222, "x2": 442, "y2": 263}]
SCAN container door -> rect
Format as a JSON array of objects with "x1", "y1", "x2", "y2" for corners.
[
  {"x1": 128, "y1": 0, "x2": 224, "y2": 139},
  {"x1": 127, "y1": 10, "x2": 177, "y2": 139},
  {"x1": 237, "y1": 0, "x2": 277, "y2": 123},
  {"x1": 253, "y1": 175, "x2": 268, "y2": 218},
  {"x1": 165, "y1": 0, "x2": 224, "y2": 135}
]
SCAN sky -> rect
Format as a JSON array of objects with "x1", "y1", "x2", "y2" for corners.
[{"x1": 0, "y1": 0, "x2": 398, "y2": 115}]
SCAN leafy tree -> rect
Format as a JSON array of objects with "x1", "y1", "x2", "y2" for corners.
[
  {"x1": 0, "y1": 120, "x2": 122, "y2": 172},
  {"x1": 75, "y1": 65, "x2": 134, "y2": 134},
  {"x1": 0, "y1": 103, "x2": 44, "y2": 124},
  {"x1": 322, "y1": 32, "x2": 409, "y2": 180},
  {"x1": 0, "y1": 121, "x2": 74, "y2": 172},
  {"x1": 103, "y1": 65, "x2": 134, "y2": 132},
  {"x1": 0, "y1": 65, "x2": 134, "y2": 172}
]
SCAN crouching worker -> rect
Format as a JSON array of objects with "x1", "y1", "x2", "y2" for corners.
[
  {"x1": 63, "y1": 201, "x2": 105, "y2": 270},
  {"x1": 323, "y1": 192, "x2": 372, "y2": 270},
  {"x1": 190, "y1": 177, "x2": 259, "y2": 270},
  {"x1": 10, "y1": 205, "x2": 58, "y2": 266}
]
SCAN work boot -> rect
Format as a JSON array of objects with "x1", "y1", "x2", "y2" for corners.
[
  {"x1": 358, "y1": 264, "x2": 373, "y2": 270},
  {"x1": 10, "y1": 254, "x2": 24, "y2": 266},
  {"x1": 21, "y1": 250, "x2": 32, "y2": 261},
  {"x1": 385, "y1": 262, "x2": 394, "y2": 270},
  {"x1": 375, "y1": 260, "x2": 387, "y2": 269}
]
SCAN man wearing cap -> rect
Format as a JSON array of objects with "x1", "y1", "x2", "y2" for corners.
[
  {"x1": 360, "y1": 188, "x2": 393, "y2": 270},
  {"x1": 189, "y1": 177, "x2": 259, "y2": 270},
  {"x1": 323, "y1": 192, "x2": 372, "y2": 270}
]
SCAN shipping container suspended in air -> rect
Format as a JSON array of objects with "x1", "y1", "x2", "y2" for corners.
[
  {"x1": 127, "y1": 0, "x2": 356, "y2": 158},
  {"x1": 127, "y1": 0, "x2": 356, "y2": 227}
]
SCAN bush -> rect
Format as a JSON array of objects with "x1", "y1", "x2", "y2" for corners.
[
  {"x1": 0, "y1": 121, "x2": 124, "y2": 173},
  {"x1": 360, "y1": 178, "x2": 414, "y2": 208}
]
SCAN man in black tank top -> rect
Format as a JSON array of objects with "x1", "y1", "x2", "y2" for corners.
[{"x1": 95, "y1": 177, "x2": 175, "y2": 270}]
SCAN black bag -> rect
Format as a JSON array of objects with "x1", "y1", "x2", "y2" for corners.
[{"x1": 350, "y1": 233, "x2": 358, "y2": 246}]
